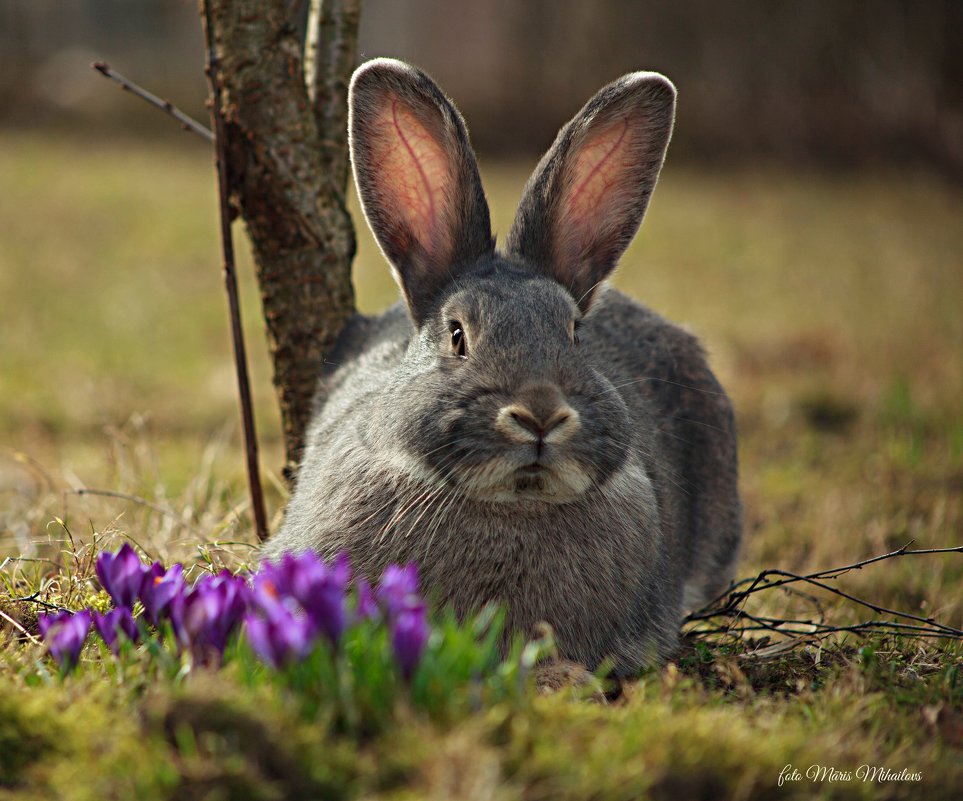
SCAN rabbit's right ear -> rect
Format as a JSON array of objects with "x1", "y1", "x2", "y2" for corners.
[
  {"x1": 349, "y1": 59, "x2": 494, "y2": 324},
  {"x1": 507, "y1": 73, "x2": 676, "y2": 312}
]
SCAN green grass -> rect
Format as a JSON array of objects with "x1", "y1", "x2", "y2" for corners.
[{"x1": 2, "y1": 131, "x2": 963, "y2": 799}]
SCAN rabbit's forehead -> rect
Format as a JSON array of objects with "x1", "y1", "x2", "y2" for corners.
[{"x1": 440, "y1": 275, "x2": 578, "y2": 331}]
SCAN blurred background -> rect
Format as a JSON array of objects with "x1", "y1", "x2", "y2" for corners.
[
  {"x1": 3, "y1": 0, "x2": 963, "y2": 175},
  {"x1": 1, "y1": 0, "x2": 961, "y2": 610}
]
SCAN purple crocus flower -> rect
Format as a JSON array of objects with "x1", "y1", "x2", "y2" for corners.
[
  {"x1": 354, "y1": 578, "x2": 378, "y2": 621},
  {"x1": 178, "y1": 571, "x2": 250, "y2": 662},
  {"x1": 211, "y1": 571, "x2": 251, "y2": 629},
  {"x1": 251, "y1": 557, "x2": 295, "y2": 606},
  {"x1": 290, "y1": 552, "x2": 350, "y2": 645},
  {"x1": 244, "y1": 605, "x2": 312, "y2": 668},
  {"x1": 391, "y1": 601, "x2": 429, "y2": 680},
  {"x1": 139, "y1": 561, "x2": 186, "y2": 626},
  {"x1": 299, "y1": 552, "x2": 350, "y2": 594},
  {"x1": 374, "y1": 563, "x2": 430, "y2": 678},
  {"x1": 36, "y1": 610, "x2": 64, "y2": 640},
  {"x1": 376, "y1": 563, "x2": 421, "y2": 617},
  {"x1": 95, "y1": 543, "x2": 146, "y2": 609},
  {"x1": 179, "y1": 583, "x2": 219, "y2": 653},
  {"x1": 92, "y1": 607, "x2": 138, "y2": 654},
  {"x1": 332, "y1": 552, "x2": 352, "y2": 584},
  {"x1": 256, "y1": 552, "x2": 350, "y2": 646},
  {"x1": 38, "y1": 609, "x2": 92, "y2": 670}
]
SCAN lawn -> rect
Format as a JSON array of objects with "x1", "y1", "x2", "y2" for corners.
[{"x1": 1, "y1": 130, "x2": 962, "y2": 799}]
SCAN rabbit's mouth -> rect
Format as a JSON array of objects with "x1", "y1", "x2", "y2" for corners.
[
  {"x1": 518, "y1": 463, "x2": 547, "y2": 476},
  {"x1": 514, "y1": 463, "x2": 549, "y2": 494},
  {"x1": 454, "y1": 456, "x2": 593, "y2": 504}
]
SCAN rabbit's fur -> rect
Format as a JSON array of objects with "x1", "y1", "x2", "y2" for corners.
[{"x1": 263, "y1": 58, "x2": 742, "y2": 674}]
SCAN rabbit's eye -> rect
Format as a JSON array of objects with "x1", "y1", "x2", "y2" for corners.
[
  {"x1": 450, "y1": 322, "x2": 467, "y2": 358},
  {"x1": 572, "y1": 319, "x2": 582, "y2": 346}
]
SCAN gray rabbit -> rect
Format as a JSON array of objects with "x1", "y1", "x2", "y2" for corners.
[{"x1": 263, "y1": 58, "x2": 742, "y2": 675}]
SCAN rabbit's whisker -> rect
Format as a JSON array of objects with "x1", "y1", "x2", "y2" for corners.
[
  {"x1": 377, "y1": 447, "x2": 474, "y2": 546},
  {"x1": 417, "y1": 482, "x2": 461, "y2": 558},
  {"x1": 595, "y1": 435, "x2": 692, "y2": 497},
  {"x1": 586, "y1": 375, "x2": 727, "y2": 403},
  {"x1": 378, "y1": 492, "x2": 426, "y2": 544},
  {"x1": 402, "y1": 482, "x2": 453, "y2": 539}
]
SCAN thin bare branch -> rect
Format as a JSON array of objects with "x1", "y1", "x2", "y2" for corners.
[
  {"x1": 698, "y1": 542, "x2": 963, "y2": 613},
  {"x1": 683, "y1": 543, "x2": 963, "y2": 652},
  {"x1": 201, "y1": 4, "x2": 270, "y2": 543},
  {"x1": 7, "y1": 591, "x2": 65, "y2": 613},
  {"x1": 64, "y1": 488, "x2": 203, "y2": 538},
  {"x1": 0, "y1": 607, "x2": 42, "y2": 643},
  {"x1": 91, "y1": 61, "x2": 213, "y2": 142}
]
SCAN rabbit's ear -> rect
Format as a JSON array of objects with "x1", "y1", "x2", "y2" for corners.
[
  {"x1": 349, "y1": 59, "x2": 493, "y2": 324},
  {"x1": 506, "y1": 73, "x2": 675, "y2": 312}
]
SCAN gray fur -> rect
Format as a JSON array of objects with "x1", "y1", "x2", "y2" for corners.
[{"x1": 264, "y1": 59, "x2": 742, "y2": 675}]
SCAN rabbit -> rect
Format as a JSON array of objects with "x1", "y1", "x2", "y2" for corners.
[{"x1": 262, "y1": 58, "x2": 742, "y2": 675}]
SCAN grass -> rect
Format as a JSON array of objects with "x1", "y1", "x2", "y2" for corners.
[{"x1": 2, "y1": 129, "x2": 963, "y2": 799}]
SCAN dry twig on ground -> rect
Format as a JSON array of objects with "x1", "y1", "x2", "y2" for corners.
[{"x1": 685, "y1": 543, "x2": 963, "y2": 652}]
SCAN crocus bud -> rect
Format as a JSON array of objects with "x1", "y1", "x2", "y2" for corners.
[
  {"x1": 38, "y1": 610, "x2": 92, "y2": 671},
  {"x1": 244, "y1": 605, "x2": 312, "y2": 668},
  {"x1": 391, "y1": 601, "x2": 429, "y2": 680},
  {"x1": 92, "y1": 607, "x2": 138, "y2": 654},
  {"x1": 139, "y1": 561, "x2": 185, "y2": 626},
  {"x1": 376, "y1": 563, "x2": 421, "y2": 618},
  {"x1": 95, "y1": 543, "x2": 146, "y2": 609}
]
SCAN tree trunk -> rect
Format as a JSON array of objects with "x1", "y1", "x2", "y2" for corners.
[
  {"x1": 200, "y1": 0, "x2": 359, "y2": 479},
  {"x1": 305, "y1": 0, "x2": 362, "y2": 194}
]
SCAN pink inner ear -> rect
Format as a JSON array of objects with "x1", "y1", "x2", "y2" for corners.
[
  {"x1": 371, "y1": 96, "x2": 453, "y2": 263},
  {"x1": 557, "y1": 117, "x2": 633, "y2": 260}
]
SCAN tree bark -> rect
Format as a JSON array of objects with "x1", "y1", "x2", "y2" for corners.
[
  {"x1": 200, "y1": 0, "x2": 359, "y2": 479},
  {"x1": 305, "y1": 0, "x2": 362, "y2": 194}
]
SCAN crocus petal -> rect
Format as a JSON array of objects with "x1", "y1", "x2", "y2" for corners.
[
  {"x1": 37, "y1": 610, "x2": 63, "y2": 639},
  {"x1": 243, "y1": 614, "x2": 278, "y2": 667},
  {"x1": 41, "y1": 610, "x2": 92, "y2": 670},
  {"x1": 93, "y1": 607, "x2": 139, "y2": 654},
  {"x1": 96, "y1": 543, "x2": 146, "y2": 609},
  {"x1": 285, "y1": 552, "x2": 326, "y2": 607},
  {"x1": 255, "y1": 553, "x2": 349, "y2": 647},
  {"x1": 176, "y1": 572, "x2": 250, "y2": 663},
  {"x1": 391, "y1": 602, "x2": 429, "y2": 680},
  {"x1": 244, "y1": 605, "x2": 311, "y2": 668},
  {"x1": 92, "y1": 611, "x2": 118, "y2": 651},
  {"x1": 332, "y1": 552, "x2": 352, "y2": 587},
  {"x1": 141, "y1": 562, "x2": 186, "y2": 627},
  {"x1": 354, "y1": 578, "x2": 378, "y2": 621},
  {"x1": 115, "y1": 607, "x2": 138, "y2": 642},
  {"x1": 377, "y1": 562, "x2": 422, "y2": 618},
  {"x1": 301, "y1": 582, "x2": 346, "y2": 645}
]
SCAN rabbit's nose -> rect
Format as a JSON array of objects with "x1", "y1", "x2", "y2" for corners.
[
  {"x1": 496, "y1": 396, "x2": 581, "y2": 445},
  {"x1": 511, "y1": 407, "x2": 569, "y2": 438}
]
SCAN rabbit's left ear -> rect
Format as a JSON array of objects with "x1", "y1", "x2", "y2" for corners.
[
  {"x1": 349, "y1": 59, "x2": 493, "y2": 325},
  {"x1": 507, "y1": 73, "x2": 675, "y2": 312}
]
